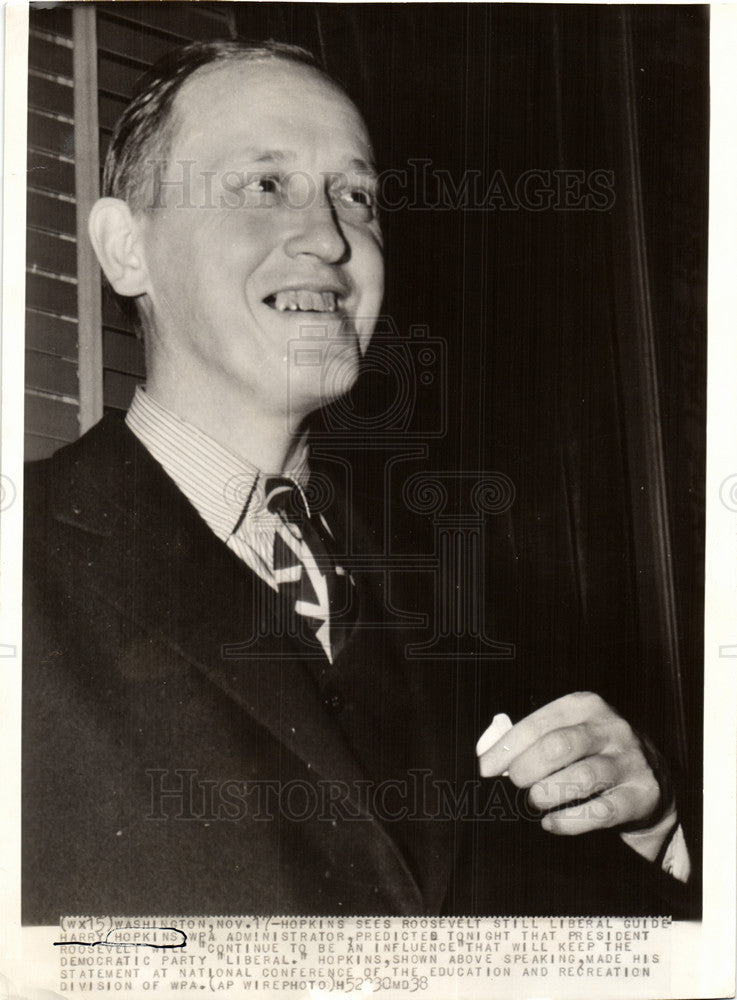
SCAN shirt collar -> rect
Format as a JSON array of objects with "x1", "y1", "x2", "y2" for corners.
[{"x1": 125, "y1": 386, "x2": 310, "y2": 543}]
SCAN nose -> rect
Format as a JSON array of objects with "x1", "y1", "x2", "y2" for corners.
[{"x1": 283, "y1": 188, "x2": 349, "y2": 265}]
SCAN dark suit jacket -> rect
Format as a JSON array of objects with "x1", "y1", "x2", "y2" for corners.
[{"x1": 22, "y1": 414, "x2": 694, "y2": 923}]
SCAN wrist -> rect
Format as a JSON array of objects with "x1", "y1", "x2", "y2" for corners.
[{"x1": 618, "y1": 727, "x2": 675, "y2": 832}]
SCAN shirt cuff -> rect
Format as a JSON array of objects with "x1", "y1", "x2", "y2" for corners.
[
  {"x1": 660, "y1": 823, "x2": 691, "y2": 882},
  {"x1": 619, "y1": 810, "x2": 691, "y2": 883}
]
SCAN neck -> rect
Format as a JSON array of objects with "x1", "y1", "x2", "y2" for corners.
[{"x1": 144, "y1": 372, "x2": 310, "y2": 474}]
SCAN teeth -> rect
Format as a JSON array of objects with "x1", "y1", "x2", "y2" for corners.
[{"x1": 272, "y1": 290, "x2": 338, "y2": 313}]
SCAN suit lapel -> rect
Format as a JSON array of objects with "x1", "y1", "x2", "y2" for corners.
[{"x1": 51, "y1": 415, "x2": 424, "y2": 908}]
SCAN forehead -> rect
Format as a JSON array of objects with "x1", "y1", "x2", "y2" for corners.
[{"x1": 168, "y1": 58, "x2": 373, "y2": 165}]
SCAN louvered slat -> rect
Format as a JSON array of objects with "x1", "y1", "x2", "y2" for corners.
[
  {"x1": 100, "y1": 2, "x2": 232, "y2": 42},
  {"x1": 27, "y1": 190, "x2": 76, "y2": 235},
  {"x1": 103, "y1": 328, "x2": 145, "y2": 378},
  {"x1": 96, "y1": 15, "x2": 193, "y2": 68},
  {"x1": 103, "y1": 369, "x2": 139, "y2": 411},
  {"x1": 25, "y1": 433, "x2": 71, "y2": 462},
  {"x1": 97, "y1": 54, "x2": 147, "y2": 101},
  {"x1": 25, "y1": 350, "x2": 78, "y2": 397},
  {"x1": 28, "y1": 72, "x2": 74, "y2": 118},
  {"x1": 25, "y1": 393, "x2": 79, "y2": 440},
  {"x1": 29, "y1": 31, "x2": 73, "y2": 77},
  {"x1": 27, "y1": 151, "x2": 75, "y2": 196},
  {"x1": 28, "y1": 110, "x2": 74, "y2": 158},
  {"x1": 26, "y1": 4, "x2": 236, "y2": 458},
  {"x1": 25, "y1": 309, "x2": 78, "y2": 360},
  {"x1": 26, "y1": 228, "x2": 76, "y2": 277},
  {"x1": 102, "y1": 288, "x2": 136, "y2": 335},
  {"x1": 25, "y1": 271, "x2": 77, "y2": 318},
  {"x1": 98, "y1": 91, "x2": 131, "y2": 133},
  {"x1": 26, "y1": 7, "x2": 72, "y2": 39}
]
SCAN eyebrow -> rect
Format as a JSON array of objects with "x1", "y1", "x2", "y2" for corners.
[
  {"x1": 345, "y1": 157, "x2": 378, "y2": 176},
  {"x1": 213, "y1": 148, "x2": 377, "y2": 174},
  {"x1": 246, "y1": 149, "x2": 289, "y2": 164}
]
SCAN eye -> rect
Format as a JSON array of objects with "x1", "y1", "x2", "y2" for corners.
[
  {"x1": 344, "y1": 188, "x2": 373, "y2": 207},
  {"x1": 243, "y1": 173, "x2": 281, "y2": 195},
  {"x1": 343, "y1": 187, "x2": 375, "y2": 208},
  {"x1": 332, "y1": 184, "x2": 377, "y2": 221}
]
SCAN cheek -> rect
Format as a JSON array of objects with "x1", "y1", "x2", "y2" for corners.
[
  {"x1": 145, "y1": 224, "x2": 199, "y2": 304},
  {"x1": 354, "y1": 235, "x2": 384, "y2": 302},
  {"x1": 368, "y1": 232, "x2": 385, "y2": 292},
  {"x1": 148, "y1": 212, "x2": 248, "y2": 286}
]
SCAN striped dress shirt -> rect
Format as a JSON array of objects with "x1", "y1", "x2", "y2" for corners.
[{"x1": 125, "y1": 386, "x2": 333, "y2": 659}]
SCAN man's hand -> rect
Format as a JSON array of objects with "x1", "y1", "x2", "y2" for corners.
[{"x1": 477, "y1": 692, "x2": 667, "y2": 837}]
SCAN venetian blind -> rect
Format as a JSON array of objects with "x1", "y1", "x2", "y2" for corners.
[{"x1": 25, "y1": 2, "x2": 235, "y2": 460}]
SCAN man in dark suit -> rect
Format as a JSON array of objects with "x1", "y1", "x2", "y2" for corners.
[{"x1": 23, "y1": 40, "x2": 693, "y2": 924}]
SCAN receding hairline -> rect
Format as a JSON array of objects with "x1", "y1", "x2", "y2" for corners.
[
  {"x1": 178, "y1": 49, "x2": 342, "y2": 87},
  {"x1": 154, "y1": 55, "x2": 371, "y2": 191},
  {"x1": 171, "y1": 53, "x2": 361, "y2": 130},
  {"x1": 155, "y1": 54, "x2": 365, "y2": 186}
]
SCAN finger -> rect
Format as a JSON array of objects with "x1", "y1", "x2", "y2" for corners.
[
  {"x1": 540, "y1": 781, "x2": 659, "y2": 836},
  {"x1": 475, "y1": 713, "x2": 513, "y2": 757},
  {"x1": 478, "y1": 691, "x2": 609, "y2": 777},
  {"x1": 506, "y1": 723, "x2": 599, "y2": 787},
  {"x1": 527, "y1": 753, "x2": 620, "y2": 811}
]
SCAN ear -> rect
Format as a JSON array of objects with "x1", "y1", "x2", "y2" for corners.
[{"x1": 88, "y1": 197, "x2": 150, "y2": 298}]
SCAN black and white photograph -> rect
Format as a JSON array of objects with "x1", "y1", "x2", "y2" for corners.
[{"x1": 1, "y1": 2, "x2": 735, "y2": 998}]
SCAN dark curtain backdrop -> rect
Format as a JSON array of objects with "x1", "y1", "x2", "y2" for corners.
[{"x1": 230, "y1": 3, "x2": 707, "y2": 864}]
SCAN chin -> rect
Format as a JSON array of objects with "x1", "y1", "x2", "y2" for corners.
[
  {"x1": 286, "y1": 376, "x2": 358, "y2": 432},
  {"x1": 282, "y1": 331, "x2": 363, "y2": 426},
  {"x1": 321, "y1": 339, "x2": 362, "y2": 400}
]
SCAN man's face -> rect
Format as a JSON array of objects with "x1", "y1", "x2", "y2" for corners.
[{"x1": 137, "y1": 59, "x2": 384, "y2": 424}]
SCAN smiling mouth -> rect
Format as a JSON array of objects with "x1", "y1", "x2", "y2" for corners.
[{"x1": 264, "y1": 289, "x2": 340, "y2": 313}]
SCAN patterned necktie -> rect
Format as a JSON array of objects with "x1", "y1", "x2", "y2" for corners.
[{"x1": 264, "y1": 476, "x2": 353, "y2": 660}]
